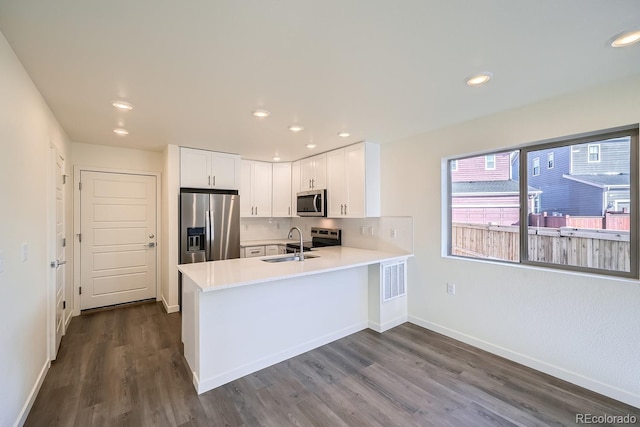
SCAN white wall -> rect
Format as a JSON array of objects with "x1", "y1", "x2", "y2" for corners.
[
  {"x1": 381, "y1": 74, "x2": 640, "y2": 407},
  {"x1": 0, "y1": 32, "x2": 70, "y2": 427}
]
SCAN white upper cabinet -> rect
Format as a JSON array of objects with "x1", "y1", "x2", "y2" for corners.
[
  {"x1": 300, "y1": 153, "x2": 326, "y2": 190},
  {"x1": 180, "y1": 147, "x2": 241, "y2": 190},
  {"x1": 291, "y1": 161, "x2": 301, "y2": 215},
  {"x1": 240, "y1": 160, "x2": 273, "y2": 217},
  {"x1": 326, "y1": 141, "x2": 380, "y2": 218},
  {"x1": 272, "y1": 162, "x2": 292, "y2": 217}
]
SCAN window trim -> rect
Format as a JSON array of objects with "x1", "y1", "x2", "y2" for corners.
[
  {"x1": 547, "y1": 152, "x2": 554, "y2": 169},
  {"x1": 450, "y1": 159, "x2": 458, "y2": 171},
  {"x1": 587, "y1": 144, "x2": 601, "y2": 163},
  {"x1": 532, "y1": 157, "x2": 540, "y2": 176},
  {"x1": 485, "y1": 154, "x2": 496, "y2": 170},
  {"x1": 446, "y1": 124, "x2": 638, "y2": 279}
]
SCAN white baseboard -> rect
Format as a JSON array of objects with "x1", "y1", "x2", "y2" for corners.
[
  {"x1": 368, "y1": 315, "x2": 407, "y2": 333},
  {"x1": 14, "y1": 359, "x2": 50, "y2": 427},
  {"x1": 161, "y1": 295, "x2": 180, "y2": 314},
  {"x1": 196, "y1": 321, "x2": 368, "y2": 394},
  {"x1": 409, "y1": 316, "x2": 640, "y2": 409}
]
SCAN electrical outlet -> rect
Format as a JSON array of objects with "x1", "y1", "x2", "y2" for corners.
[
  {"x1": 368, "y1": 226, "x2": 374, "y2": 236},
  {"x1": 390, "y1": 229, "x2": 397, "y2": 238},
  {"x1": 447, "y1": 283, "x2": 456, "y2": 295},
  {"x1": 360, "y1": 226, "x2": 366, "y2": 235}
]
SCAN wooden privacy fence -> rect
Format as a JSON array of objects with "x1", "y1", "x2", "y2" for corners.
[{"x1": 452, "y1": 222, "x2": 630, "y2": 271}]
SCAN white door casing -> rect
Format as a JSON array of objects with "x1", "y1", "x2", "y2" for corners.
[
  {"x1": 49, "y1": 146, "x2": 66, "y2": 360},
  {"x1": 79, "y1": 171, "x2": 157, "y2": 310}
]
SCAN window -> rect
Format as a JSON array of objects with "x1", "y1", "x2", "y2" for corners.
[
  {"x1": 448, "y1": 126, "x2": 638, "y2": 278},
  {"x1": 532, "y1": 157, "x2": 540, "y2": 176},
  {"x1": 485, "y1": 154, "x2": 496, "y2": 170},
  {"x1": 588, "y1": 144, "x2": 600, "y2": 162},
  {"x1": 450, "y1": 159, "x2": 458, "y2": 171}
]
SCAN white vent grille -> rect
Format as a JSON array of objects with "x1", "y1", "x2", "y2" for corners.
[{"x1": 382, "y1": 260, "x2": 406, "y2": 303}]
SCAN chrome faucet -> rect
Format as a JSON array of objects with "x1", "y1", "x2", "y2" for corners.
[{"x1": 288, "y1": 226, "x2": 304, "y2": 261}]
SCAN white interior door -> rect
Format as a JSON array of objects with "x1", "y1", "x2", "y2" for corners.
[
  {"x1": 80, "y1": 171, "x2": 157, "y2": 310},
  {"x1": 50, "y1": 147, "x2": 66, "y2": 359}
]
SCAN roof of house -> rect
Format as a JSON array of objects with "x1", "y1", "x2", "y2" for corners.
[
  {"x1": 452, "y1": 180, "x2": 542, "y2": 195},
  {"x1": 562, "y1": 173, "x2": 630, "y2": 189}
]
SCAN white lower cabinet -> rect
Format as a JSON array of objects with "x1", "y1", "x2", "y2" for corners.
[
  {"x1": 244, "y1": 246, "x2": 266, "y2": 258},
  {"x1": 265, "y1": 245, "x2": 279, "y2": 256}
]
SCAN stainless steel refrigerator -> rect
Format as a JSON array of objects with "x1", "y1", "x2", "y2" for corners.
[{"x1": 180, "y1": 189, "x2": 240, "y2": 264}]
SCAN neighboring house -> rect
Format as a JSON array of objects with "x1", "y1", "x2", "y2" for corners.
[
  {"x1": 528, "y1": 137, "x2": 630, "y2": 216},
  {"x1": 451, "y1": 152, "x2": 540, "y2": 225}
]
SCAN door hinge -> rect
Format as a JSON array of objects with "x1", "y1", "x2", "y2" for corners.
[
  {"x1": 79, "y1": 286, "x2": 82, "y2": 295},
  {"x1": 62, "y1": 238, "x2": 66, "y2": 247},
  {"x1": 63, "y1": 301, "x2": 66, "y2": 309},
  {"x1": 79, "y1": 182, "x2": 82, "y2": 191},
  {"x1": 63, "y1": 174, "x2": 68, "y2": 184}
]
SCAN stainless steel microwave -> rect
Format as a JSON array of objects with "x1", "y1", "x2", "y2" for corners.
[{"x1": 297, "y1": 189, "x2": 327, "y2": 217}]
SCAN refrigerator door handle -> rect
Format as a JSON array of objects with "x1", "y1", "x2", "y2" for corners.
[
  {"x1": 205, "y1": 210, "x2": 211, "y2": 261},
  {"x1": 209, "y1": 209, "x2": 215, "y2": 260}
]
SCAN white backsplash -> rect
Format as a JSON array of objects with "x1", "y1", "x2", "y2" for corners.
[
  {"x1": 240, "y1": 217, "x2": 292, "y2": 241},
  {"x1": 290, "y1": 216, "x2": 413, "y2": 253}
]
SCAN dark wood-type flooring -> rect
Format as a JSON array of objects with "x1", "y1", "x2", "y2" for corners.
[{"x1": 26, "y1": 302, "x2": 639, "y2": 426}]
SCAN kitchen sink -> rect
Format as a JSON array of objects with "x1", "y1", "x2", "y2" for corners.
[{"x1": 261, "y1": 254, "x2": 320, "y2": 263}]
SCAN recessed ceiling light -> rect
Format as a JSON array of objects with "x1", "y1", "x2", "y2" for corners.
[
  {"x1": 252, "y1": 109, "x2": 270, "y2": 118},
  {"x1": 337, "y1": 132, "x2": 350, "y2": 138},
  {"x1": 288, "y1": 125, "x2": 304, "y2": 132},
  {"x1": 306, "y1": 144, "x2": 317, "y2": 149},
  {"x1": 112, "y1": 100, "x2": 134, "y2": 111},
  {"x1": 465, "y1": 72, "x2": 493, "y2": 87},
  {"x1": 610, "y1": 30, "x2": 640, "y2": 47},
  {"x1": 113, "y1": 128, "x2": 129, "y2": 136},
  {"x1": 272, "y1": 156, "x2": 281, "y2": 161}
]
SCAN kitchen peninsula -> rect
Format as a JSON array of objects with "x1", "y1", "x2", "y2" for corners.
[{"x1": 178, "y1": 245, "x2": 411, "y2": 394}]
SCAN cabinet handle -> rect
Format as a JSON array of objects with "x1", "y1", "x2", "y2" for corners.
[
  {"x1": 208, "y1": 175, "x2": 211, "y2": 186},
  {"x1": 312, "y1": 178, "x2": 315, "y2": 188},
  {"x1": 288, "y1": 206, "x2": 291, "y2": 216},
  {"x1": 344, "y1": 204, "x2": 347, "y2": 215},
  {"x1": 213, "y1": 176, "x2": 216, "y2": 186},
  {"x1": 250, "y1": 250, "x2": 260, "y2": 254},
  {"x1": 251, "y1": 206, "x2": 254, "y2": 215},
  {"x1": 341, "y1": 204, "x2": 344, "y2": 215},
  {"x1": 255, "y1": 206, "x2": 258, "y2": 215}
]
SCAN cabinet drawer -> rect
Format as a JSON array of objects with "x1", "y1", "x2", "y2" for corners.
[
  {"x1": 265, "y1": 245, "x2": 279, "y2": 256},
  {"x1": 244, "y1": 246, "x2": 266, "y2": 257}
]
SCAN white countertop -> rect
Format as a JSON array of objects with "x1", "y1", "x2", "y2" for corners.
[
  {"x1": 178, "y1": 246, "x2": 412, "y2": 292},
  {"x1": 240, "y1": 239, "x2": 291, "y2": 247}
]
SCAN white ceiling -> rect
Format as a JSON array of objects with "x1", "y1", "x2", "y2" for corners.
[{"x1": 1, "y1": 1, "x2": 639, "y2": 161}]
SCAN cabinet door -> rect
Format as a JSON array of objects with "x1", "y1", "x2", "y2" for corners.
[
  {"x1": 211, "y1": 152, "x2": 241, "y2": 190},
  {"x1": 344, "y1": 143, "x2": 366, "y2": 217},
  {"x1": 265, "y1": 245, "x2": 279, "y2": 256},
  {"x1": 326, "y1": 149, "x2": 346, "y2": 218},
  {"x1": 180, "y1": 147, "x2": 211, "y2": 188},
  {"x1": 300, "y1": 157, "x2": 315, "y2": 190},
  {"x1": 239, "y1": 160, "x2": 254, "y2": 217},
  {"x1": 312, "y1": 153, "x2": 327, "y2": 189},
  {"x1": 291, "y1": 161, "x2": 301, "y2": 215},
  {"x1": 253, "y1": 161, "x2": 273, "y2": 217},
  {"x1": 272, "y1": 163, "x2": 292, "y2": 217}
]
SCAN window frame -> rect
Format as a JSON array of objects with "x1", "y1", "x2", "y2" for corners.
[
  {"x1": 446, "y1": 125, "x2": 639, "y2": 279},
  {"x1": 450, "y1": 159, "x2": 458, "y2": 171},
  {"x1": 532, "y1": 157, "x2": 540, "y2": 176},
  {"x1": 547, "y1": 152, "x2": 554, "y2": 169},
  {"x1": 588, "y1": 144, "x2": 601, "y2": 163},
  {"x1": 485, "y1": 154, "x2": 496, "y2": 170}
]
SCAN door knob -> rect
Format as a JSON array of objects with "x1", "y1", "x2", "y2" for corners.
[
  {"x1": 149, "y1": 234, "x2": 155, "y2": 238},
  {"x1": 147, "y1": 242, "x2": 156, "y2": 248}
]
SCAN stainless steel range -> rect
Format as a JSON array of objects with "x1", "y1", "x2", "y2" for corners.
[{"x1": 286, "y1": 227, "x2": 341, "y2": 254}]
